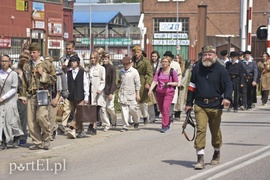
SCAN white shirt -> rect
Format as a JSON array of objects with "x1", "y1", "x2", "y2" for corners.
[{"x1": 0, "y1": 68, "x2": 17, "y2": 100}]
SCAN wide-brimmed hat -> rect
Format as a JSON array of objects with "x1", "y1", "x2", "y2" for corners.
[{"x1": 163, "y1": 51, "x2": 174, "y2": 58}]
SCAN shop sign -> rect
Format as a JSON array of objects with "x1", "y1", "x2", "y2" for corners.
[
  {"x1": 0, "y1": 38, "x2": 11, "y2": 48},
  {"x1": 48, "y1": 40, "x2": 62, "y2": 49},
  {"x1": 32, "y1": 21, "x2": 45, "y2": 29},
  {"x1": 154, "y1": 33, "x2": 188, "y2": 39},
  {"x1": 159, "y1": 22, "x2": 182, "y2": 32},
  {"x1": 152, "y1": 39, "x2": 190, "y2": 46}
]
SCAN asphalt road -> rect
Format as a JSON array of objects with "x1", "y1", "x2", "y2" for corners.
[{"x1": 0, "y1": 102, "x2": 270, "y2": 180}]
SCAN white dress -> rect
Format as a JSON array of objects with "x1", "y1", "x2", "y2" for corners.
[{"x1": 0, "y1": 69, "x2": 23, "y2": 142}]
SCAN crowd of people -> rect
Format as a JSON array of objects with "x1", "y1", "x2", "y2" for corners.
[{"x1": 0, "y1": 41, "x2": 269, "y2": 161}]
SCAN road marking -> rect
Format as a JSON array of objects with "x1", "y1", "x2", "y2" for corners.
[
  {"x1": 185, "y1": 145, "x2": 270, "y2": 180},
  {"x1": 35, "y1": 144, "x2": 71, "y2": 154}
]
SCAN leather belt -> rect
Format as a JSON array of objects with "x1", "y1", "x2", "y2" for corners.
[
  {"x1": 244, "y1": 76, "x2": 253, "y2": 79},
  {"x1": 196, "y1": 97, "x2": 220, "y2": 104}
]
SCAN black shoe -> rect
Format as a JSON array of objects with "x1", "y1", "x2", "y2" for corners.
[
  {"x1": 143, "y1": 117, "x2": 148, "y2": 125},
  {"x1": 86, "y1": 124, "x2": 94, "y2": 134},
  {"x1": 174, "y1": 111, "x2": 181, "y2": 118},
  {"x1": 52, "y1": 130, "x2": 57, "y2": 139},
  {"x1": 13, "y1": 136, "x2": 20, "y2": 147},
  {"x1": 134, "y1": 123, "x2": 139, "y2": 129},
  {"x1": 90, "y1": 129, "x2": 97, "y2": 135},
  {"x1": 0, "y1": 142, "x2": 7, "y2": 150}
]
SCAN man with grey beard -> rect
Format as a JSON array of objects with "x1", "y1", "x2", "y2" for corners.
[{"x1": 185, "y1": 45, "x2": 232, "y2": 170}]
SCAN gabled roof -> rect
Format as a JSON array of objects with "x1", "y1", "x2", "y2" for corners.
[{"x1": 74, "y1": 11, "x2": 119, "y2": 24}]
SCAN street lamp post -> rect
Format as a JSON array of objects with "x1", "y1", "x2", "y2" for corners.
[
  {"x1": 89, "y1": 0, "x2": 92, "y2": 52},
  {"x1": 176, "y1": 0, "x2": 179, "y2": 54}
]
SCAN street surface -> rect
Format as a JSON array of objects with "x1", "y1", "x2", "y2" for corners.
[{"x1": 0, "y1": 101, "x2": 270, "y2": 180}]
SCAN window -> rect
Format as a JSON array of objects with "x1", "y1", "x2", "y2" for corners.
[{"x1": 153, "y1": 18, "x2": 189, "y2": 33}]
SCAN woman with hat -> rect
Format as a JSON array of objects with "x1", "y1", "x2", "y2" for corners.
[
  {"x1": 148, "y1": 57, "x2": 179, "y2": 133},
  {"x1": 66, "y1": 55, "x2": 89, "y2": 139}
]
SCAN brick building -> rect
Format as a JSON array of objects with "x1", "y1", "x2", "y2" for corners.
[
  {"x1": 0, "y1": 0, "x2": 75, "y2": 60},
  {"x1": 141, "y1": 0, "x2": 270, "y2": 61}
]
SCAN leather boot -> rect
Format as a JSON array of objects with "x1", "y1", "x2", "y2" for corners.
[
  {"x1": 86, "y1": 124, "x2": 94, "y2": 134},
  {"x1": 210, "y1": 150, "x2": 220, "y2": 165},
  {"x1": 90, "y1": 129, "x2": 97, "y2": 135},
  {"x1": 194, "y1": 155, "x2": 205, "y2": 170},
  {"x1": 0, "y1": 134, "x2": 7, "y2": 150},
  {"x1": 143, "y1": 117, "x2": 148, "y2": 124}
]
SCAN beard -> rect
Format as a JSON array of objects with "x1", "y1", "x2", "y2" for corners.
[{"x1": 202, "y1": 58, "x2": 216, "y2": 67}]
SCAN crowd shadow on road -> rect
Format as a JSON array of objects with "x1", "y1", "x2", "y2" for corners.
[{"x1": 162, "y1": 159, "x2": 194, "y2": 168}]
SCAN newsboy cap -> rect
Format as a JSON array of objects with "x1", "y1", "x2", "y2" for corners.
[
  {"x1": 220, "y1": 50, "x2": 228, "y2": 56},
  {"x1": 203, "y1": 45, "x2": 216, "y2": 53},
  {"x1": 29, "y1": 42, "x2": 41, "y2": 51},
  {"x1": 243, "y1": 50, "x2": 251, "y2": 55},
  {"x1": 122, "y1": 56, "x2": 132, "y2": 64},
  {"x1": 69, "y1": 55, "x2": 80, "y2": 62},
  {"x1": 163, "y1": 51, "x2": 174, "y2": 58}
]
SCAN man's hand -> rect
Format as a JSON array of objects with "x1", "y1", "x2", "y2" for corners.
[
  {"x1": 222, "y1": 99, "x2": 231, "y2": 108},
  {"x1": 96, "y1": 90, "x2": 101, "y2": 94},
  {"x1": 252, "y1": 81, "x2": 257, "y2": 86},
  {"x1": 108, "y1": 94, "x2": 113, "y2": 101},
  {"x1": 51, "y1": 98, "x2": 58, "y2": 107},
  {"x1": 148, "y1": 90, "x2": 153, "y2": 97},
  {"x1": 145, "y1": 84, "x2": 150, "y2": 89},
  {"x1": 136, "y1": 94, "x2": 141, "y2": 102},
  {"x1": 185, "y1": 105, "x2": 192, "y2": 113},
  {"x1": 0, "y1": 98, "x2": 3, "y2": 103}
]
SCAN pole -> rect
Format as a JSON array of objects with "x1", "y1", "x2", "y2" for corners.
[
  {"x1": 176, "y1": 0, "x2": 179, "y2": 54},
  {"x1": 89, "y1": 0, "x2": 92, "y2": 52},
  {"x1": 247, "y1": 0, "x2": 253, "y2": 51},
  {"x1": 240, "y1": 0, "x2": 247, "y2": 51},
  {"x1": 196, "y1": 4, "x2": 207, "y2": 56},
  {"x1": 268, "y1": 16, "x2": 270, "y2": 55}
]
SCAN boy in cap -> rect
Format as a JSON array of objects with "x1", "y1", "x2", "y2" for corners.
[
  {"x1": 220, "y1": 50, "x2": 230, "y2": 65},
  {"x1": 225, "y1": 51, "x2": 244, "y2": 112},
  {"x1": 242, "y1": 50, "x2": 258, "y2": 110},
  {"x1": 21, "y1": 42, "x2": 57, "y2": 150},
  {"x1": 118, "y1": 56, "x2": 141, "y2": 132},
  {"x1": 132, "y1": 46, "x2": 153, "y2": 124}
]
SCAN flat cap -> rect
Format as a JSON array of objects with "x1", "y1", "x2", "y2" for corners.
[
  {"x1": 69, "y1": 55, "x2": 80, "y2": 62},
  {"x1": 29, "y1": 42, "x2": 41, "y2": 51},
  {"x1": 203, "y1": 45, "x2": 216, "y2": 53},
  {"x1": 122, "y1": 56, "x2": 132, "y2": 64}
]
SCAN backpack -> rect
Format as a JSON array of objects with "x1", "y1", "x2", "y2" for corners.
[
  {"x1": 157, "y1": 67, "x2": 176, "y2": 89},
  {"x1": 56, "y1": 68, "x2": 69, "y2": 99},
  {"x1": 157, "y1": 67, "x2": 175, "y2": 82}
]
